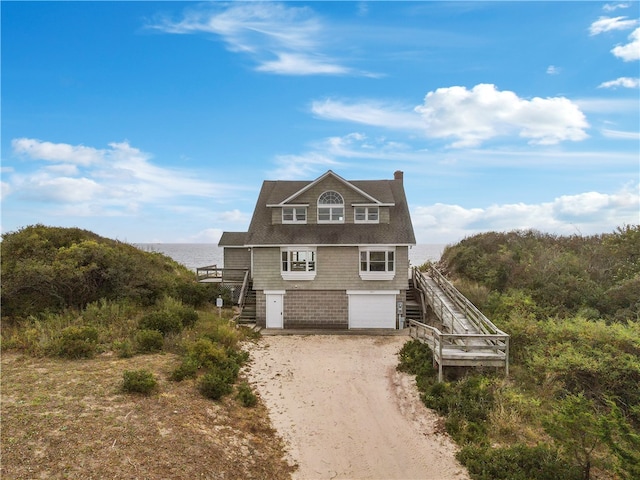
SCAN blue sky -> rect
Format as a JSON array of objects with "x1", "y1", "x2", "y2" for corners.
[{"x1": 2, "y1": 1, "x2": 639, "y2": 244}]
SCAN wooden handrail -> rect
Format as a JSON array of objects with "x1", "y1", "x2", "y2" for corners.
[
  {"x1": 409, "y1": 266, "x2": 510, "y2": 381},
  {"x1": 237, "y1": 270, "x2": 250, "y2": 309}
]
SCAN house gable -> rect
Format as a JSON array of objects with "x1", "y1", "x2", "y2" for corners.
[
  {"x1": 244, "y1": 170, "x2": 415, "y2": 247},
  {"x1": 270, "y1": 170, "x2": 387, "y2": 207}
]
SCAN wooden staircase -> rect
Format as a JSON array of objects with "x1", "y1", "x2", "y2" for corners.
[
  {"x1": 238, "y1": 286, "x2": 256, "y2": 324},
  {"x1": 405, "y1": 279, "x2": 423, "y2": 322},
  {"x1": 409, "y1": 266, "x2": 509, "y2": 381}
]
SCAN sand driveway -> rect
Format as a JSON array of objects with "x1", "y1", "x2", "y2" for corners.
[{"x1": 245, "y1": 334, "x2": 469, "y2": 480}]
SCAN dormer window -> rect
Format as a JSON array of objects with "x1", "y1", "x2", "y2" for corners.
[
  {"x1": 283, "y1": 206, "x2": 307, "y2": 223},
  {"x1": 318, "y1": 191, "x2": 344, "y2": 223},
  {"x1": 354, "y1": 206, "x2": 379, "y2": 223}
]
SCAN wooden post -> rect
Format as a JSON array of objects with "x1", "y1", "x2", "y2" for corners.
[
  {"x1": 438, "y1": 336, "x2": 444, "y2": 382},
  {"x1": 505, "y1": 337, "x2": 510, "y2": 377}
]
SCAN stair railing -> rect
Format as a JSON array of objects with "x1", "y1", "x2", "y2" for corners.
[{"x1": 237, "y1": 270, "x2": 250, "y2": 310}]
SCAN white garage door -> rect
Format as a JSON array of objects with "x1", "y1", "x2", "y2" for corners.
[{"x1": 348, "y1": 291, "x2": 398, "y2": 329}]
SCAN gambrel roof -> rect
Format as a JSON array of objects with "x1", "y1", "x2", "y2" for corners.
[{"x1": 239, "y1": 170, "x2": 416, "y2": 246}]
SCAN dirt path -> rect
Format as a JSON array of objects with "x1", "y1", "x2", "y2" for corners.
[{"x1": 245, "y1": 334, "x2": 470, "y2": 480}]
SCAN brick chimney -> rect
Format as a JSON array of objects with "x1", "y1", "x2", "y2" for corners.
[{"x1": 394, "y1": 170, "x2": 404, "y2": 181}]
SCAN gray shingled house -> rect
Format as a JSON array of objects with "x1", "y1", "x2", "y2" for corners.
[{"x1": 218, "y1": 170, "x2": 416, "y2": 329}]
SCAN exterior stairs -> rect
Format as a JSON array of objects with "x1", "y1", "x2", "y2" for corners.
[
  {"x1": 238, "y1": 287, "x2": 256, "y2": 324},
  {"x1": 405, "y1": 278, "x2": 423, "y2": 322}
]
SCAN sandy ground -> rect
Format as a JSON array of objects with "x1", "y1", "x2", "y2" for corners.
[{"x1": 245, "y1": 334, "x2": 470, "y2": 480}]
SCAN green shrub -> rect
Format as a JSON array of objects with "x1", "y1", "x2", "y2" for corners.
[
  {"x1": 397, "y1": 340, "x2": 435, "y2": 377},
  {"x1": 420, "y1": 375, "x2": 495, "y2": 445},
  {"x1": 236, "y1": 382, "x2": 258, "y2": 407},
  {"x1": 198, "y1": 370, "x2": 233, "y2": 400},
  {"x1": 138, "y1": 311, "x2": 182, "y2": 336},
  {"x1": 113, "y1": 339, "x2": 134, "y2": 358},
  {"x1": 122, "y1": 369, "x2": 157, "y2": 395},
  {"x1": 175, "y1": 281, "x2": 210, "y2": 308},
  {"x1": 135, "y1": 329, "x2": 164, "y2": 353},
  {"x1": 457, "y1": 444, "x2": 582, "y2": 480},
  {"x1": 55, "y1": 325, "x2": 99, "y2": 359},
  {"x1": 204, "y1": 323, "x2": 241, "y2": 349},
  {"x1": 170, "y1": 356, "x2": 199, "y2": 381},
  {"x1": 177, "y1": 308, "x2": 199, "y2": 329},
  {"x1": 187, "y1": 338, "x2": 228, "y2": 369}
]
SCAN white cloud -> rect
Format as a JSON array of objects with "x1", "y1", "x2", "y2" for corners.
[
  {"x1": 603, "y1": 3, "x2": 631, "y2": 13},
  {"x1": 12, "y1": 137, "x2": 103, "y2": 166},
  {"x1": 186, "y1": 228, "x2": 225, "y2": 243},
  {"x1": 151, "y1": 2, "x2": 359, "y2": 76},
  {"x1": 412, "y1": 185, "x2": 640, "y2": 243},
  {"x1": 256, "y1": 52, "x2": 351, "y2": 76},
  {"x1": 589, "y1": 16, "x2": 638, "y2": 35},
  {"x1": 601, "y1": 128, "x2": 640, "y2": 140},
  {"x1": 311, "y1": 99, "x2": 424, "y2": 130},
  {"x1": 1, "y1": 181, "x2": 12, "y2": 200},
  {"x1": 576, "y1": 96, "x2": 639, "y2": 113},
  {"x1": 7, "y1": 138, "x2": 234, "y2": 215},
  {"x1": 598, "y1": 76, "x2": 640, "y2": 88},
  {"x1": 612, "y1": 27, "x2": 640, "y2": 61},
  {"x1": 270, "y1": 151, "x2": 342, "y2": 180},
  {"x1": 415, "y1": 84, "x2": 589, "y2": 147},
  {"x1": 546, "y1": 65, "x2": 560, "y2": 75},
  {"x1": 20, "y1": 176, "x2": 104, "y2": 203},
  {"x1": 312, "y1": 86, "x2": 590, "y2": 149},
  {"x1": 217, "y1": 209, "x2": 250, "y2": 223}
]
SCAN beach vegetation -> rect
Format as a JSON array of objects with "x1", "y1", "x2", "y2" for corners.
[
  {"x1": 1, "y1": 224, "x2": 258, "y2": 404},
  {"x1": 402, "y1": 225, "x2": 640, "y2": 479}
]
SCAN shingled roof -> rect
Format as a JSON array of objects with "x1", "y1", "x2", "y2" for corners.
[
  {"x1": 218, "y1": 232, "x2": 248, "y2": 247},
  {"x1": 220, "y1": 171, "x2": 416, "y2": 247}
]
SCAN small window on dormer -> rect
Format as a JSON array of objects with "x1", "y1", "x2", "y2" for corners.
[
  {"x1": 283, "y1": 207, "x2": 307, "y2": 223},
  {"x1": 318, "y1": 191, "x2": 344, "y2": 223},
  {"x1": 354, "y1": 206, "x2": 379, "y2": 223}
]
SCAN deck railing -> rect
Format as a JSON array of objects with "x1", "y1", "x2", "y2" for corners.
[
  {"x1": 196, "y1": 266, "x2": 248, "y2": 283},
  {"x1": 410, "y1": 266, "x2": 509, "y2": 381}
]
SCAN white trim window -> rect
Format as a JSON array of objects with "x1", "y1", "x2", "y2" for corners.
[
  {"x1": 282, "y1": 207, "x2": 307, "y2": 223},
  {"x1": 318, "y1": 191, "x2": 344, "y2": 223},
  {"x1": 281, "y1": 247, "x2": 317, "y2": 280},
  {"x1": 359, "y1": 247, "x2": 395, "y2": 280},
  {"x1": 354, "y1": 206, "x2": 379, "y2": 223}
]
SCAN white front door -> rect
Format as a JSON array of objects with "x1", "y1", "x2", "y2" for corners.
[{"x1": 265, "y1": 292, "x2": 284, "y2": 329}]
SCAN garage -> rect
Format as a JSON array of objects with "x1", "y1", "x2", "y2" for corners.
[{"x1": 347, "y1": 291, "x2": 398, "y2": 329}]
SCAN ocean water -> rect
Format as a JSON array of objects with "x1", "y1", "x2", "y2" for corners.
[{"x1": 136, "y1": 243, "x2": 446, "y2": 272}]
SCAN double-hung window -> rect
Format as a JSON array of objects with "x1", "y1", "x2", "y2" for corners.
[
  {"x1": 359, "y1": 247, "x2": 395, "y2": 280},
  {"x1": 282, "y1": 207, "x2": 307, "y2": 223},
  {"x1": 354, "y1": 206, "x2": 379, "y2": 223},
  {"x1": 281, "y1": 247, "x2": 317, "y2": 280},
  {"x1": 317, "y1": 191, "x2": 344, "y2": 223}
]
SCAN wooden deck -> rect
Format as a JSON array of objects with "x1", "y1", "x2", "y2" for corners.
[
  {"x1": 196, "y1": 266, "x2": 248, "y2": 284},
  {"x1": 409, "y1": 266, "x2": 509, "y2": 381}
]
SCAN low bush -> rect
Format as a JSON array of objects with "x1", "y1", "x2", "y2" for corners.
[
  {"x1": 113, "y1": 339, "x2": 134, "y2": 358},
  {"x1": 457, "y1": 444, "x2": 582, "y2": 480},
  {"x1": 170, "y1": 356, "x2": 199, "y2": 381},
  {"x1": 198, "y1": 370, "x2": 233, "y2": 400},
  {"x1": 397, "y1": 339, "x2": 434, "y2": 376},
  {"x1": 178, "y1": 308, "x2": 199, "y2": 329},
  {"x1": 204, "y1": 323, "x2": 241, "y2": 350},
  {"x1": 122, "y1": 369, "x2": 157, "y2": 395},
  {"x1": 135, "y1": 329, "x2": 164, "y2": 353},
  {"x1": 138, "y1": 311, "x2": 182, "y2": 336},
  {"x1": 55, "y1": 325, "x2": 99, "y2": 359},
  {"x1": 236, "y1": 382, "x2": 258, "y2": 407},
  {"x1": 423, "y1": 375, "x2": 495, "y2": 445},
  {"x1": 187, "y1": 338, "x2": 228, "y2": 370}
]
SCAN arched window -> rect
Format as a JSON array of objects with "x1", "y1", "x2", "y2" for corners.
[{"x1": 317, "y1": 191, "x2": 344, "y2": 223}]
